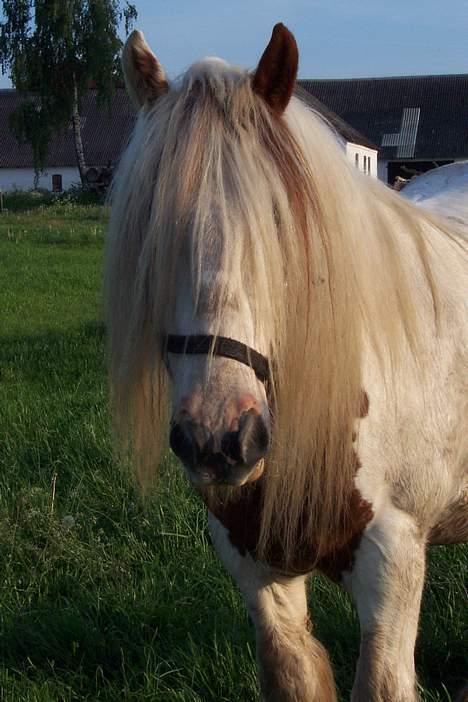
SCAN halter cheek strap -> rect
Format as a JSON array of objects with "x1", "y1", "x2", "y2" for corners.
[{"x1": 166, "y1": 334, "x2": 270, "y2": 384}]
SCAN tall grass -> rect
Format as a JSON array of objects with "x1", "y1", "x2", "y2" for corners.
[
  {"x1": 2, "y1": 187, "x2": 103, "y2": 213},
  {"x1": 0, "y1": 204, "x2": 466, "y2": 700}
]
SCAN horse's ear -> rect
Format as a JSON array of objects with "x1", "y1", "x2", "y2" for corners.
[
  {"x1": 122, "y1": 30, "x2": 169, "y2": 108},
  {"x1": 252, "y1": 23, "x2": 298, "y2": 115}
]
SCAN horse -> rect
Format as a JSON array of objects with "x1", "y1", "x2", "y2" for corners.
[{"x1": 105, "y1": 23, "x2": 468, "y2": 701}]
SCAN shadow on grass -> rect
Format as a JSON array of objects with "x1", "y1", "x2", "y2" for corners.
[
  {"x1": 0, "y1": 321, "x2": 106, "y2": 382},
  {"x1": 1, "y1": 541, "x2": 465, "y2": 701},
  {"x1": 1, "y1": 323, "x2": 466, "y2": 700},
  {"x1": 0, "y1": 591, "x2": 256, "y2": 699},
  {"x1": 0, "y1": 482, "x2": 258, "y2": 700},
  {"x1": 0, "y1": 320, "x2": 257, "y2": 699}
]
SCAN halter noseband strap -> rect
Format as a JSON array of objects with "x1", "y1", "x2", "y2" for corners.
[{"x1": 166, "y1": 334, "x2": 270, "y2": 384}]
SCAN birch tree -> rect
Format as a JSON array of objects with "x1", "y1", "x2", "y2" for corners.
[{"x1": 0, "y1": 0, "x2": 137, "y2": 183}]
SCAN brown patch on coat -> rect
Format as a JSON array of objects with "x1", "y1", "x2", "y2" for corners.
[
  {"x1": 204, "y1": 427, "x2": 373, "y2": 581},
  {"x1": 316, "y1": 488, "x2": 374, "y2": 581},
  {"x1": 252, "y1": 23, "x2": 298, "y2": 115},
  {"x1": 203, "y1": 388, "x2": 373, "y2": 579},
  {"x1": 359, "y1": 390, "x2": 369, "y2": 417},
  {"x1": 429, "y1": 490, "x2": 468, "y2": 545},
  {"x1": 455, "y1": 682, "x2": 468, "y2": 702}
]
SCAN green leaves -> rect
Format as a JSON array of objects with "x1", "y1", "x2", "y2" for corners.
[{"x1": 0, "y1": 0, "x2": 138, "y2": 178}]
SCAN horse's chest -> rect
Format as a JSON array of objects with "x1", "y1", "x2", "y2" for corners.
[{"x1": 206, "y1": 481, "x2": 373, "y2": 581}]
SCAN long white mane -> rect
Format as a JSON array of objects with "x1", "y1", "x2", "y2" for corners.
[{"x1": 106, "y1": 56, "x2": 465, "y2": 560}]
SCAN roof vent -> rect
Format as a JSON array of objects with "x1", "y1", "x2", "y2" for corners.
[{"x1": 382, "y1": 107, "x2": 420, "y2": 158}]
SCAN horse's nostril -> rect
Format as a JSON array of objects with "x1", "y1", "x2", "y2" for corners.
[
  {"x1": 170, "y1": 421, "x2": 197, "y2": 469},
  {"x1": 239, "y1": 408, "x2": 270, "y2": 464},
  {"x1": 170, "y1": 418, "x2": 213, "y2": 469},
  {"x1": 221, "y1": 431, "x2": 242, "y2": 464},
  {"x1": 222, "y1": 409, "x2": 270, "y2": 468}
]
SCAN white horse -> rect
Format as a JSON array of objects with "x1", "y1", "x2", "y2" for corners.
[
  {"x1": 402, "y1": 160, "x2": 468, "y2": 236},
  {"x1": 106, "y1": 23, "x2": 467, "y2": 701}
]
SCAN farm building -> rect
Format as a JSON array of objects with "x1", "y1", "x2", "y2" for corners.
[
  {"x1": 0, "y1": 86, "x2": 377, "y2": 192},
  {"x1": 2, "y1": 74, "x2": 468, "y2": 191},
  {"x1": 299, "y1": 74, "x2": 468, "y2": 185},
  {"x1": 295, "y1": 85, "x2": 378, "y2": 177},
  {"x1": 0, "y1": 89, "x2": 135, "y2": 192}
]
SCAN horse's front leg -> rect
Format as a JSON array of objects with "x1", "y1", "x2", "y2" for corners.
[
  {"x1": 208, "y1": 513, "x2": 337, "y2": 702},
  {"x1": 344, "y1": 507, "x2": 426, "y2": 702}
]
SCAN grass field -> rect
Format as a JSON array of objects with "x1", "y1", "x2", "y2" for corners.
[{"x1": 0, "y1": 201, "x2": 466, "y2": 701}]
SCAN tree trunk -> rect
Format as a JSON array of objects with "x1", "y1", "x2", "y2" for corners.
[{"x1": 71, "y1": 74, "x2": 87, "y2": 184}]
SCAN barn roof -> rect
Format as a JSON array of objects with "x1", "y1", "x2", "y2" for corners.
[
  {"x1": 298, "y1": 74, "x2": 468, "y2": 161},
  {"x1": 295, "y1": 85, "x2": 377, "y2": 150},
  {"x1": 3, "y1": 75, "x2": 466, "y2": 169},
  {"x1": 0, "y1": 88, "x2": 136, "y2": 169},
  {"x1": 0, "y1": 85, "x2": 375, "y2": 170}
]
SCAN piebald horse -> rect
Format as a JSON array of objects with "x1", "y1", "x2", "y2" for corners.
[{"x1": 106, "y1": 24, "x2": 468, "y2": 701}]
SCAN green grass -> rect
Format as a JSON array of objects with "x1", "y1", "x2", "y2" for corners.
[{"x1": 0, "y1": 204, "x2": 466, "y2": 701}]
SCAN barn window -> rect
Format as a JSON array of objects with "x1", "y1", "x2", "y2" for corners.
[
  {"x1": 355, "y1": 153, "x2": 359, "y2": 168},
  {"x1": 52, "y1": 174, "x2": 63, "y2": 192}
]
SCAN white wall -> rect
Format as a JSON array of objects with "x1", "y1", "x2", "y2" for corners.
[
  {"x1": 346, "y1": 143, "x2": 378, "y2": 178},
  {"x1": 0, "y1": 167, "x2": 80, "y2": 192}
]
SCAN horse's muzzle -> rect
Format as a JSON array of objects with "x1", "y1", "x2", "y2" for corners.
[{"x1": 170, "y1": 408, "x2": 270, "y2": 486}]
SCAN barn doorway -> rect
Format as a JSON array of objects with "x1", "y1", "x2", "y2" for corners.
[{"x1": 387, "y1": 160, "x2": 453, "y2": 186}]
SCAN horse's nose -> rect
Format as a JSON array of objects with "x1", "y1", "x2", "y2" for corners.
[
  {"x1": 169, "y1": 418, "x2": 210, "y2": 470},
  {"x1": 221, "y1": 408, "x2": 270, "y2": 469},
  {"x1": 169, "y1": 409, "x2": 270, "y2": 483}
]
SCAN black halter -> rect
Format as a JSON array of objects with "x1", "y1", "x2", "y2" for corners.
[{"x1": 166, "y1": 334, "x2": 270, "y2": 384}]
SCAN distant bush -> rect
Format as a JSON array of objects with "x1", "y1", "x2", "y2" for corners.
[
  {"x1": 59, "y1": 184, "x2": 106, "y2": 206},
  {"x1": 1, "y1": 186, "x2": 104, "y2": 213}
]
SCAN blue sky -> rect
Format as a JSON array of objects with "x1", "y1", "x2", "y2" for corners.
[{"x1": 1, "y1": 0, "x2": 467, "y2": 87}]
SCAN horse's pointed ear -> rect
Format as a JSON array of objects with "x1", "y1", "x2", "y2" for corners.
[
  {"x1": 252, "y1": 23, "x2": 298, "y2": 115},
  {"x1": 122, "y1": 30, "x2": 169, "y2": 108}
]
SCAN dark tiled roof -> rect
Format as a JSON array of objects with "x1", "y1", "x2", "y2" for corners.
[
  {"x1": 1, "y1": 85, "x2": 376, "y2": 170},
  {"x1": 298, "y1": 74, "x2": 468, "y2": 161},
  {"x1": 0, "y1": 88, "x2": 136, "y2": 168},
  {"x1": 295, "y1": 85, "x2": 377, "y2": 150}
]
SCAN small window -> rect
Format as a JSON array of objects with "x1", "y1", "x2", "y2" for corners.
[
  {"x1": 52, "y1": 174, "x2": 63, "y2": 192},
  {"x1": 368, "y1": 157, "x2": 372, "y2": 175},
  {"x1": 355, "y1": 153, "x2": 359, "y2": 168},
  {"x1": 363, "y1": 155, "x2": 367, "y2": 172}
]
